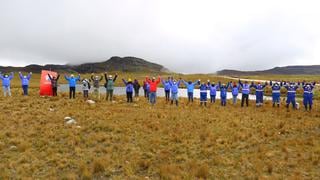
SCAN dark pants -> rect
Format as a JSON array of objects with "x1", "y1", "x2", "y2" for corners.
[
  {"x1": 52, "y1": 87, "x2": 58, "y2": 96},
  {"x1": 221, "y1": 97, "x2": 227, "y2": 106},
  {"x1": 106, "y1": 90, "x2": 113, "y2": 101},
  {"x1": 188, "y1": 92, "x2": 194, "y2": 102},
  {"x1": 127, "y1": 92, "x2": 133, "y2": 103},
  {"x1": 22, "y1": 85, "x2": 28, "y2": 96},
  {"x1": 210, "y1": 95, "x2": 216, "y2": 103},
  {"x1": 83, "y1": 90, "x2": 89, "y2": 98},
  {"x1": 144, "y1": 90, "x2": 149, "y2": 100},
  {"x1": 165, "y1": 90, "x2": 170, "y2": 101},
  {"x1": 134, "y1": 90, "x2": 139, "y2": 97},
  {"x1": 69, "y1": 87, "x2": 76, "y2": 99},
  {"x1": 241, "y1": 94, "x2": 249, "y2": 107}
]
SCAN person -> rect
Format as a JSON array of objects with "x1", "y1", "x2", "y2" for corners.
[
  {"x1": 162, "y1": 78, "x2": 171, "y2": 102},
  {"x1": 0, "y1": 72, "x2": 14, "y2": 97},
  {"x1": 209, "y1": 82, "x2": 219, "y2": 103},
  {"x1": 64, "y1": 74, "x2": 80, "y2": 99},
  {"x1": 302, "y1": 81, "x2": 316, "y2": 111},
  {"x1": 81, "y1": 78, "x2": 91, "y2": 99},
  {"x1": 122, "y1": 78, "x2": 134, "y2": 103},
  {"x1": 168, "y1": 77, "x2": 181, "y2": 106},
  {"x1": 133, "y1": 79, "x2": 141, "y2": 97},
  {"x1": 146, "y1": 76, "x2": 161, "y2": 105},
  {"x1": 239, "y1": 79, "x2": 251, "y2": 107},
  {"x1": 143, "y1": 81, "x2": 150, "y2": 100},
  {"x1": 231, "y1": 82, "x2": 240, "y2": 105},
  {"x1": 182, "y1": 79, "x2": 199, "y2": 103},
  {"x1": 251, "y1": 81, "x2": 267, "y2": 107},
  {"x1": 218, "y1": 81, "x2": 230, "y2": 106},
  {"x1": 104, "y1": 73, "x2": 118, "y2": 101},
  {"x1": 199, "y1": 80, "x2": 209, "y2": 106},
  {"x1": 19, "y1": 72, "x2": 32, "y2": 96},
  {"x1": 48, "y1": 73, "x2": 60, "y2": 96},
  {"x1": 91, "y1": 74, "x2": 103, "y2": 100},
  {"x1": 270, "y1": 81, "x2": 281, "y2": 107},
  {"x1": 283, "y1": 82, "x2": 299, "y2": 109}
]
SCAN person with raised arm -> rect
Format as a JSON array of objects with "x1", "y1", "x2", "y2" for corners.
[
  {"x1": 146, "y1": 76, "x2": 161, "y2": 105},
  {"x1": 218, "y1": 81, "x2": 230, "y2": 106},
  {"x1": 143, "y1": 80, "x2": 150, "y2": 100},
  {"x1": 270, "y1": 80, "x2": 282, "y2": 107},
  {"x1": 238, "y1": 79, "x2": 251, "y2": 107},
  {"x1": 302, "y1": 81, "x2": 316, "y2": 111},
  {"x1": 48, "y1": 73, "x2": 60, "y2": 96},
  {"x1": 19, "y1": 72, "x2": 32, "y2": 96},
  {"x1": 133, "y1": 79, "x2": 141, "y2": 97},
  {"x1": 104, "y1": 72, "x2": 118, "y2": 101},
  {"x1": 91, "y1": 73, "x2": 103, "y2": 100},
  {"x1": 231, "y1": 82, "x2": 240, "y2": 105},
  {"x1": 162, "y1": 77, "x2": 171, "y2": 102},
  {"x1": 251, "y1": 81, "x2": 268, "y2": 107},
  {"x1": 122, "y1": 78, "x2": 134, "y2": 103},
  {"x1": 0, "y1": 72, "x2": 14, "y2": 97},
  {"x1": 199, "y1": 80, "x2": 209, "y2": 107},
  {"x1": 209, "y1": 81, "x2": 219, "y2": 103},
  {"x1": 64, "y1": 73, "x2": 80, "y2": 99},
  {"x1": 168, "y1": 77, "x2": 181, "y2": 106},
  {"x1": 182, "y1": 79, "x2": 200, "y2": 103},
  {"x1": 81, "y1": 78, "x2": 91, "y2": 100},
  {"x1": 283, "y1": 81, "x2": 299, "y2": 109}
]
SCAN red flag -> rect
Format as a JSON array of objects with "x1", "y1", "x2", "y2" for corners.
[{"x1": 40, "y1": 70, "x2": 57, "y2": 96}]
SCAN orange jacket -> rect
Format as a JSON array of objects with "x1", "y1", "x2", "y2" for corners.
[{"x1": 146, "y1": 77, "x2": 161, "y2": 92}]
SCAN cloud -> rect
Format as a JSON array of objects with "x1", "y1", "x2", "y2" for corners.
[{"x1": 0, "y1": 0, "x2": 319, "y2": 73}]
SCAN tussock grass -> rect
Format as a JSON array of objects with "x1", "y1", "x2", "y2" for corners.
[{"x1": 0, "y1": 76, "x2": 320, "y2": 178}]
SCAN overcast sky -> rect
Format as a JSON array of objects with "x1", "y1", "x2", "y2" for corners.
[{"x1": 0, "y1": 0, "x2": 320, "y2": 73}]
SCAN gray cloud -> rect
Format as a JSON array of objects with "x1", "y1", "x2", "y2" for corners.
[{"x1": 0, "y1": 0, "x2": 319, "y2": 73}]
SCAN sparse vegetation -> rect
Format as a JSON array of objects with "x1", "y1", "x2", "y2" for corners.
[{"x1": 0, "y1": 74, "x2": 320, "y2": 178}]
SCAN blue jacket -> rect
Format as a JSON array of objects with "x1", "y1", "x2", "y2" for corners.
[
  {"x1": 209, "y1": 84, "x2": 218, "y2": 96},
  {"x1": 239, "y1": 81, "x2": 250, "y2": 95},
  {"x1": 0, "y1": 73, "x2": 14, "y2": 87},
  {"x1": 183, "y1": 80, "x2": 199, "y2": 93},
  {"x1": 232, "y1": 85, "x2": 240, "y2": 96},
  {"x1": 162, "y1": 80, "x2": 171, "y2": 91},
  {"x1": 219, "y1": 82, "x2": 230, "y2": 98},
  {"x1": 284, "y1": 84, "x2": 299, "y2": 97},
  {"x1": 271, "y1": 82, "x2": 281, "y2": 95},
  {"x1": 303, "y1": 84, "x2": 314, "y2": 97},
  {"x1": 19, "y1": 73, "x2": 31, "y2": 86},
  {"x1": 65, "y1": 75, "x2": 80, "y2": 87},
  {"x1": 199, "y1": 84, "x2": 209, "y2": 95},
  {"x1": 122, "y1": 79, "x2": 134, "y2": 93},
  {"x1": 169, "y1": 80, "x2": 180, "y2": 94},
  {"x1": 251, "y1": 84, "x2": 266, "y2": 95}
]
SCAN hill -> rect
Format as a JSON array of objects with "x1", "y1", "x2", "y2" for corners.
[
  {"x1": 217, "y1": 65, "x2": 320, "y2": 76},
  {"x1": 0, "y1": 56, "x2": 170, "y2": 73}
]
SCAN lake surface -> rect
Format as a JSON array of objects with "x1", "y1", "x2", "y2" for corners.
[{"x1": 59, "y1": 84, "x2": 273, "y2": 100}]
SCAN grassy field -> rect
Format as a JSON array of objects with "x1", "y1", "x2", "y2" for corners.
[{"x1": 0, "y1": 80, "x2": 320, "y2": 178}]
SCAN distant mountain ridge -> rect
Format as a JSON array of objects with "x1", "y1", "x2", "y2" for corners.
[
  {"x1": 217, "y1": 65, "x2": 320, "y2": 76},
  {"x1": 0, "y1": 56, "x2": 170, "y2": 73}
]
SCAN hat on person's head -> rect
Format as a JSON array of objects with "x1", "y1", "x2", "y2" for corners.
[
  {"x1": 152, "y1": 77, "x2": 156, "y2": 80},
  {"x1": 71, "y1": 74, "x2": 74, "y2": 77},
  {"x1": 128, "y1": 78, "x2": 132, "y2": 82},
  {"x1": 108, "y1": 75, "x2": 112, "y2": 79}
]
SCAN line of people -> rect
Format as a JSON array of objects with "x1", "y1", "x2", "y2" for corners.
[{"x1": 0, "y1": 72, "x2": 317, "y2": 111}]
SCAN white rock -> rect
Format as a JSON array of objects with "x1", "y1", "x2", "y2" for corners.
[
  {"x1": 76, "y1": 126, "x2": 81, "y2": 129},
  {"x1": 49, "y1": 108, "x2": 55, "y2": 112},
  {"x1": 64, "y1": 117, "x2": 72, "y2": 121},
  {"x1": 9, "y1": 145, "x2": 18, "y2": 151},
  {"x1": 86, "y1": 100, "x2": 96, "y2": 104},
  {"x1": 66, "y1": 119, "x2": 77, "y2": 125}
]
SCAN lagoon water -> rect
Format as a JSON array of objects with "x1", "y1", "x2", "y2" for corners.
[{"x1": 59, "y1": 84, "x2": 273, "y2": 101}]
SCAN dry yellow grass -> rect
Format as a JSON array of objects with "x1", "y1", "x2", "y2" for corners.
[{"x1": 0, "y1": 86, "x2": 320, "y2": 179}]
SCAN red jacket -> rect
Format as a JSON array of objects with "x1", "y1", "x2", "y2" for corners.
[{"x1": 146, "y1": 77, "x2": 161, "y2": 92}]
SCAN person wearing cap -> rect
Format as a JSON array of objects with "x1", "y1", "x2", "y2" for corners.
[
  {"x1": 182, "y1": 79, "x2": 200, "y2": 103},
  {"x1": 122, "y1": 78, "x2": 134, "y2": 103},
  {"x1": 48, "y1": 73, "x2": 60, "y2": 96},
  {"x1": 302, "y1": 81, "x2": 316, "y2": 111},
  {"x1": 19, "y1": 72, "x2": 32, "y2": 96},
  {"x1": 146, "y1": 76, "x2": 161, "y2": 105},
  {"x1": 199, "y1": 80, "x2": 209, "y2": 106},
  {"x1": 91, "y1": 73, "x2": 103, "y2": 100},
  {"x1": 231, "y1": 82, "x2": 240, "y2": 105},
  {"x1": 239, "y1": 79, "x2": 251, "y2": 107},
  {"x1": 143, "y1": 81, "x2": 150, "y2": 100},
  {"x1": 270, "y1": 80, "x2": 282, "y2": 107},
  {"x1": 81, "y1": 78, "x2": 91, "y2": 99},
  {"x1": 251, "y1": 81, "x2": 267, "y2": 107},
  {"x1": 218, "y1": 81, "x2": 230, "y2": 106},
  {"x1": 133, "y1": 79, "x2": 141, "y2": 97},
  {"x1": 64, "y1": 73, "x2": 80, "y2": 99},
  {"x1": 168, "y1": 77, "x2": 181, "y2": 106},
  {"x1": 0, "y1": 72, "x2": 14, "y2": 97},
  {"x1": 162, "y1": 77, "x2": 171, "y2": 102},
  {"x1": 209, "y1": 81, "x2": 219, "y2": 103},
  {"x1": 283, "y1": 81, "x2": 299, "y2": 109},
  {"x1": 104, "y1": 72, "x2": 118, "y2": 101}
]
